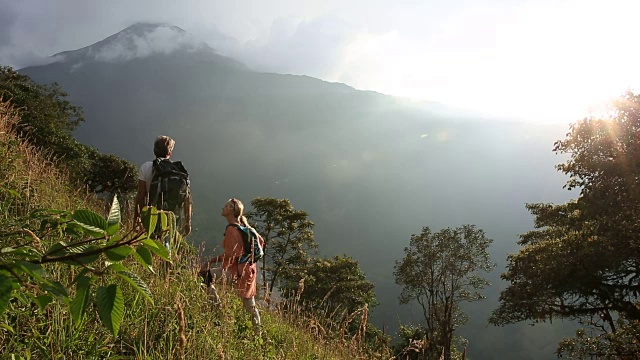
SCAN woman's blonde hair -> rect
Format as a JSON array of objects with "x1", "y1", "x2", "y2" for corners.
[{"x1": 229, "y1": 198, "x2": 249, "y2": 226}]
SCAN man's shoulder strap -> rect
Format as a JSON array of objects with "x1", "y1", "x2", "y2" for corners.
[{"x1": 152, "y1": 158, "x2": 189, "y2": 177}]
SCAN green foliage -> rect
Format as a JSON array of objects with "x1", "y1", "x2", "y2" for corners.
[
  {"x1": 392, "y1": 325, "x2": 469, "y2": 360},
  {"x1": 394, "y1": 225, "x2": 495, "y2": 360},
  {"x1": 0, "y1": 197, "x2": 175, "y2": 337},
  {"x1": 248, "y1": 197, "x2": 318, "y2": 295},
  {"x1": 0, "y1": 66, "x2": 83, "y2": 136},
  {"x1": 490, "y1": 92, "x2": 640, "y2": 358},
  {"x1": 557, "y1": 320, "x2": 640, "y2": 359},
  {"x1": 0, "y1": 66, "x2": 137, "y2": 198},
  {"x1": 281, "y1": 255, "x2": 377, "y2": 314}
]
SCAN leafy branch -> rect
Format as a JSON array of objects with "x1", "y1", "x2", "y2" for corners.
[{"x1": 0, "y1": 196, "x2": 176, "y2": 337}]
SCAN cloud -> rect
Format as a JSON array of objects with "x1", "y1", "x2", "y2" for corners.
[
  {"x1": 0, "y1": 4, "x2": 17, "y2": 47},
  {"x1": 223, "y1": 13, "x2": 362, "y2": 78},
  {"x1": 92, "y1": 25, "x2": 204, "y2": 62}
]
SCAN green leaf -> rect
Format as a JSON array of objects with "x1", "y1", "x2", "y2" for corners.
[
  {"x1": 105, "y1": 246, "x2": 133, "y2": 262},
  {"x1": 15, "y1": 261, "x2": 47, "y2": 281},
  {"x1": 0, "y1": 323, "x2": 14, "y2": 333},
  {"x1": 105, "y1": 234, "x2": 124, "y2": 247},
  {"x1": 3, "y1": 246, "x2": 41, "y2": 260},
  {"x1": 141, "y1": 206, "x2": 158, "y2": 238},
  {"x1": 45, "y1": 241, "x2": 68, "y2": 256},
  {"x1": 72, "y1": 210, "x2": 107, "y2": 236},
  {"x1": 70, "y1": 275, "x2": 91, "y2": 326},
  {"x1": 96, "y1": 284, "x2": 124, "y2": 337},
  {"x1": 72, "y1": 268, "x2": 90, "y2": 284},
  {"x1": 0, "y1": 274, "x2": 15, "y2": 317},
  {"x1": 116, "y1": 271, "x2": 153, "y2": 304},
  {"x1": 15, "y1": 262, "x2": 67, "y2": 301},
  {"x1": 160, "y1": 212, "x2": 168, "y2": 232},
  {"x1": 106, "y1": 262, "x2": 128, "y2": 272},
  {"x1": 59, "y1": 245, "x2": 101, "y2": 265},
  {"x1": 64, "y1": 222, "x2": 86, "y2": 238},
  {"x1": 41, "y1": 281, "x2": 69, "y2": 302},
  {"x1": 33, "y1": 294, "x2": 53, "y2": 313},
  {"x1": 142, "y1": 239, "x2": 170, "y2": 262},
  {"x1": 107, "y1": 196, "x2": 121, "y2": 236},
  {"x1": 134, "y1": 246, "x2": 154, "y2": 272}
]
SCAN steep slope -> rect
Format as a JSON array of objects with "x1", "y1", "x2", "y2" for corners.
[{"x1": 19, "y1": 22, "x2": 577, "y2": 359}]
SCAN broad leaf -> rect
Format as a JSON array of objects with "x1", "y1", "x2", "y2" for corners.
[
  {"x1": 141, "y1": 206, "x2": 158, "y2": 238},
  {"x1": 116, "y1": 271, "x2": 153, "y2": 304},
  {"x1": 72, "y1": 210, "x2": 107, "y2": 236},
  {"x1": 141, "y1": 239, "x2": 170, "y2": 262},
  {"x1": 59, "y1": 245, "x2": 101, "y2": 265},
  {"x1": 45, "y1": 241, "x2": 68, "y2": 256},
  {"x1": 96, "y1": 284, "x2": 124, "y2": 337},
  {"x1": 0, "y1": 274, "x2": 15, "y2": 317},
  {"x1": 64, "y1": 222, "x2": 86, "y2": 238},
  {"x1": 15, "y1": 261, "x2": 47, "y2": 281},
  {"x1": 41, "y1": 281, "x2": 69, "y2": 302},
  {"x1": 134, "y1": 246, "x2": 154, "y2": 272},
  {"x1": 1, "y1": 246, "x2": 40, "y2": 260},
  {"x1": 160, "y1": 212, "x2": 168, "y2": 232},
  {"x1": 105, "y1": 246, "x2": 133, "y2": 262},
  {"x1": 107, "y1": 196, "x2": 121, "y2": 236},
  {"x1": 70, "y1": 275, "x2": 91, "y2": 326},
  {"x1": 16, "y1": 262, "x2": 67, "y2": 301},
  {"x1": 33, "y1": 294, "x2": 53, "y2": 313},
  {"x1": 106, "y1": 262, "x2": 128, "y2": 272},
  {"x1": 72, "y1": 268, "x2": 90, "y2": 284}
]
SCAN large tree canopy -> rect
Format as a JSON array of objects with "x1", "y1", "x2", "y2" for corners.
[
  {"x1": 280, "y1": 255, "x2": 377, "y2": 314},
  {"x1": 394, "y1": 225, "x2": 494, "y2": 360},
  {"x1": 490, "y1": 92, "x2": 640, "y2": 358},
  {"x1": 248, "y1": 197, "x2": 317, "y2": 296}
]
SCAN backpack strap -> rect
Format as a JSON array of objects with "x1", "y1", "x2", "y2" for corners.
[{"x1": 224, "y1": 224, "x2": 249, "y2": 277}]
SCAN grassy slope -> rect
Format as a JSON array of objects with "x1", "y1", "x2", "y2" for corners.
[{"x1": 0, "y1": 99, "x2": 390, "y2": 359}]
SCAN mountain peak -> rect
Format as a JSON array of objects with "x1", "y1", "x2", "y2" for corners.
[{"x1": 53, "y1": 22, "x2": 209, "y2": 64}]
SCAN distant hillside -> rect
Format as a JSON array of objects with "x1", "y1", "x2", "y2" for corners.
[
  {"x1": 20, "y1": 22, "x2": 577, "y2": 359},
  {"x1": 0, "y1": 97, "x2": 388, "y2": 359}
]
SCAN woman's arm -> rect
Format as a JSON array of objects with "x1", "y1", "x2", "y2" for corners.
[{"x1": 200, "y1": 254, "x2": 223, "y2": 271}]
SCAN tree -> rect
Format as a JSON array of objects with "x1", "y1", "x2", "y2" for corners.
[
  {"x1": 0, "y1": 66, "x2": 138, "y2": 198},
  {"x1": 0, "y1": 66, "x2": 83, "y2": 150},
  {"x1": 394, "y1": 225, "x2": 494, "y2": 360},
  {"x1": 281, "y1": 255, "x2": 377, "y2": 314},
  {"x1": 248, "y1": 197, "x2": 318, "y2": 296},
  {"x1": 490, "y1": 91, "x2": 640, "y2": 359}
]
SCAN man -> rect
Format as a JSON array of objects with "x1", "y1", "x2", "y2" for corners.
[{"x1": 135, "y1": 135, "x2": 192, "y2": 243}]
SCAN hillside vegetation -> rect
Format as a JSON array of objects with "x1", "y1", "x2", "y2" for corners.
[{"x1": 0, "y1": 98, "x2": 391, "y2": 359}]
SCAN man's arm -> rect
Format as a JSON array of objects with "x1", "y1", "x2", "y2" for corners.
[{"x1": 134, "y1": 180, "x2": 147, "y2": 224}]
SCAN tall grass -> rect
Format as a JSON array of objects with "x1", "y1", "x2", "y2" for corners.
[{"x1": 0, "y1": 98, "x2": 392, "y2": 359}]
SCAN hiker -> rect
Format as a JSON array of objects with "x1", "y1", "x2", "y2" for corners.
[
  {"x1": 199, "y1": 198, "x2": 263, "y2": 335},
  {"x1": 134, "y1": 135, "x2": 192, "y2": 250}
]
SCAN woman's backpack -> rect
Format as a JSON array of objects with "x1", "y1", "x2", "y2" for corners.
[{"x1": 226, "y1": 224, "x2": 265, "y2": 264}]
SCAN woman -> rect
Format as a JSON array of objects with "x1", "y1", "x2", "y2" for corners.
[{"x1": 200, "y1": 198, "x2": 262, "y2": 335}]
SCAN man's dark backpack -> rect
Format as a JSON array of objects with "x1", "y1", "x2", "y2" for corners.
[
  {"x1": 226, "y1": 224, "x2": 265, "y2": 265},
  {"x1": 148, "y1": 158, "x2": 190, "y2": 213}
]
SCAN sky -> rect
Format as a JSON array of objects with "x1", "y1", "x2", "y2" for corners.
[{"x1": 1, "y1": 0, "x2": 639, "y2": 123}]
